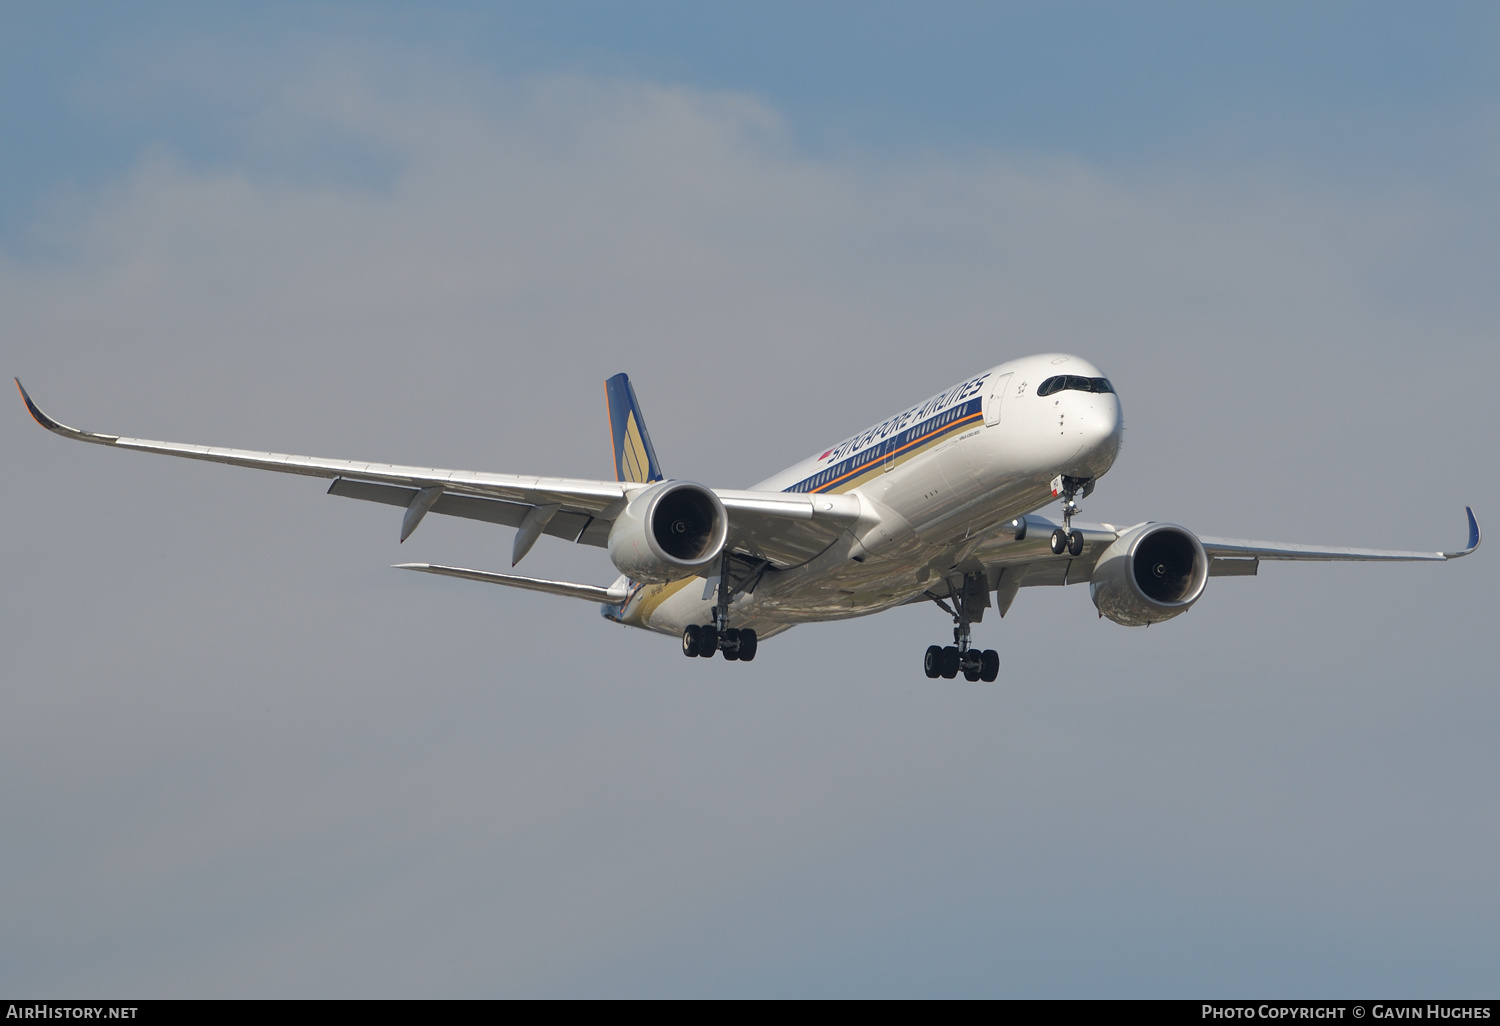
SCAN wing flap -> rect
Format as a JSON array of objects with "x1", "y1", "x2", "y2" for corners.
[
  {"x1": 327, "y1": 479, "x2": 608, "y2": 547},
  {"x1": 717, "y1": 489, "x2": 861, "y2": 521},
  {"x1": 1209, "y1": 556, "x2": 1259, "y2": 577},
  {"x1": 695, "y1": 490, "x2": 862, "y2": 568}
]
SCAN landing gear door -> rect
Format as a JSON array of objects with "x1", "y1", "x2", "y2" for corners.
[{"x1": 983, "y1": 373, "x2": 1013, "y2": 427}]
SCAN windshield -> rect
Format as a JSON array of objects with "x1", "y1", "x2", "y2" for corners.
[{"x1": 1037, "y1": 375, "x2": 1113, "y2": 397}]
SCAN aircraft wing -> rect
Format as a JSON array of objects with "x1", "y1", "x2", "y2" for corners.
[
  {"x1": 1195, "y1": 507, "x2": 1480, "y2": 562},
  {"x1": 15, "y1": 380, "x2": 858, "y2": 563},
  {"x1": 919, "y1": 509, "x2": 1480, "y2": 616}
]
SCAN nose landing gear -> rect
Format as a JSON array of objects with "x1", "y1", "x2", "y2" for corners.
[
  {"x1": 923, "y1": 572, "x2": 1000, "y2": 682},
  {"x1": 1050, "y1": 474, "x2": 1094, "y2": 557},
  {"x1": 1050, "y1": 528, "x2": 1085, "y2": 557}
]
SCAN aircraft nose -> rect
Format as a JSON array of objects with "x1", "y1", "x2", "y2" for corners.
[{"x1": 1075, "y1": 395, "x2": 1123, "y2": 477}]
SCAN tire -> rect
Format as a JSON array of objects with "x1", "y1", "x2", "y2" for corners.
[
  {"x1": 698, "y1": 625, "x2": 719, "y2": 658},
  {"x1": 682, "y1": 625, "x2": 700, "y2": 658},
  {"x1": 1067, "y1": 529, "x2": 1085, "y2": 557},
  {"x1": 980, "y1": 649, "x2": 1000, "y2": 682},
  {"x1": 923, "y1": 644, "x2": 943, "y2": 678},
  {"x1": 739, "y1": 629, "x2": 758, "y2": 662},
  {"x1": 962, "y1": 650, "x2": 982, "y2": 681},
  {"x1": 1051, "y1": 528, "x2": 1067, "y2": 555},
  {"x1": 722, "y1": 628, "x2": 741, "y2": 661},
  {"x1": 940, "y1": 646, "x2": 960, "y2": 679}
]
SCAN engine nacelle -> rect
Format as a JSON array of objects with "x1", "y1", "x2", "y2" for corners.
[
  {"x1": 607, "y1": 481, "x2": 729, "y2": 583},
  {"x1": 1090, "y1": 522, "x2": 1209, "y2": 627}
]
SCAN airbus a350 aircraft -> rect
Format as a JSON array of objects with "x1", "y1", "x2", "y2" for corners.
[{"x1": 16, "y1": 354, "x2": 1479, "y2": 681}]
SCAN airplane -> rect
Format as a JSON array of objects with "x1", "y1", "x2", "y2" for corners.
[{"x1": 14, "y1": 353, "x2": 1480, "y2": 681}]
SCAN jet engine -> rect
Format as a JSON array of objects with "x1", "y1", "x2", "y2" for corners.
[
  {"x1": 1089, "y1": 522, "x2": 1209, "y2": 627},
  {"x1": 607, "y1": 481, "x2": 729, "y2": 583}
]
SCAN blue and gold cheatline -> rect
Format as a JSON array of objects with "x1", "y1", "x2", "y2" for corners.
[
  {"x1": 784, "y1": 397, "x2": 984, "y2": 495},
  {"x1": 605, "y1": 373, "x2": 664, "y2": 484}
]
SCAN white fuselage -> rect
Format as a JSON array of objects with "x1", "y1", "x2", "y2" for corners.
[{"x1": 611, "y1": 354, "x2": 1124, "y2": 637}]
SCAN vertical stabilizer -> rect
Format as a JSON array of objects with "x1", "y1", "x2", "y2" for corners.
[{"x1": 604, "y1": 373, "x2": 664, "y2": 483}]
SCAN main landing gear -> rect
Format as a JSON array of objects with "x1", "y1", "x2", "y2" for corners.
[
  {"x1": 923, "y1": 571, "x2": 1000, "y2": 682},
  {"x1": 1049, "y1": 474, "x2": 1094, "y2": 557},
  {"x1": 680, "y1": 551, "x2": 762, "y2": 662},
  {"x1": 682, "y1": 623, "x2": 758, "y2": 661},
  {"x1": 924, "y1": 643, "x2": 999, "y2": 682}
]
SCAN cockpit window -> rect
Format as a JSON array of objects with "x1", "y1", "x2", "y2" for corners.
[{"x1": 1037, "y1": 375, "x2": 1114, "y2": 397}]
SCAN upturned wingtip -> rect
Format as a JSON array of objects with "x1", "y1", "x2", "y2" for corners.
[
  {"x1": 14, "y1": 378, "x2": 55, "y2": 430},
  {"x1": 13, "y1": 379, "x2": 119, "y2": 443},
  {"x1": 1445, "y1": 506, "x2": 1481, "y2": 559}
]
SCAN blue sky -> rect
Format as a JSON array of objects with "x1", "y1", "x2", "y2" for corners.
[
  {"x1": 5, "y1": 1, "x2": 1498, "y2": 239},
  {"x1": 2, "y1": 2, "x2": 1497, "y2": 998}
]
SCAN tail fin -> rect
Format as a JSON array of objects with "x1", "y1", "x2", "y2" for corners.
[{"x1": 604, "y1": 373, "x2": 664, "y2": 483}]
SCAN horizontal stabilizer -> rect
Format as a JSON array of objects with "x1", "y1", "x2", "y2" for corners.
[{"x1": 394, "y1": 562, "x2": 628, "y2": 603}]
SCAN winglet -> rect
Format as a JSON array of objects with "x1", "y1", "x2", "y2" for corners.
[
  {"x1": 604, "y1": 373, "x2": 664, "y2": 484},
  {"x1": 14, "y1": 379, "x2": 120, "y2": 445},
  {"x1": 1443, "y1": 506, "x2": 1481, "y2": 559}
]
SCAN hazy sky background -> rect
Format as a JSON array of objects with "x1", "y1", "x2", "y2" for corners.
[{"x1": 3, "y1": 2, "x2": 1497, "y2": 997}]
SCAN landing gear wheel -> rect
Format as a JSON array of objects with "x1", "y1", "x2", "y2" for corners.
[
  {"x1": 722, "y1": 628, "x2": 741, "y2": 661},
  {"x1": 682, "y1": 625, "x2": 701, "y2": 658},
  {"x1": 1067, "y1": 529, "x2": 1085, "y2": 557},
  {"x1": 980, "y1": 649, "x2": 999, "y2": 682},
  {"x1": 738, "y1": 629, "x2": 758, "y2": 662},
  {"x1": 924, "y1": 645, "x2": 943, "y2": 679},
  {"x1": 698, "y1": 624, "x2": 719, "y2": 658},
  {"x1": 924, "y1": 569, "x2": 998, "y2": 682},
  {"x1": 1051, "y1": 528, "x2": 1068, "y2": 555},
  {"x1": 940, "y1": 646, "x2": 960, "y2": 679}
]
